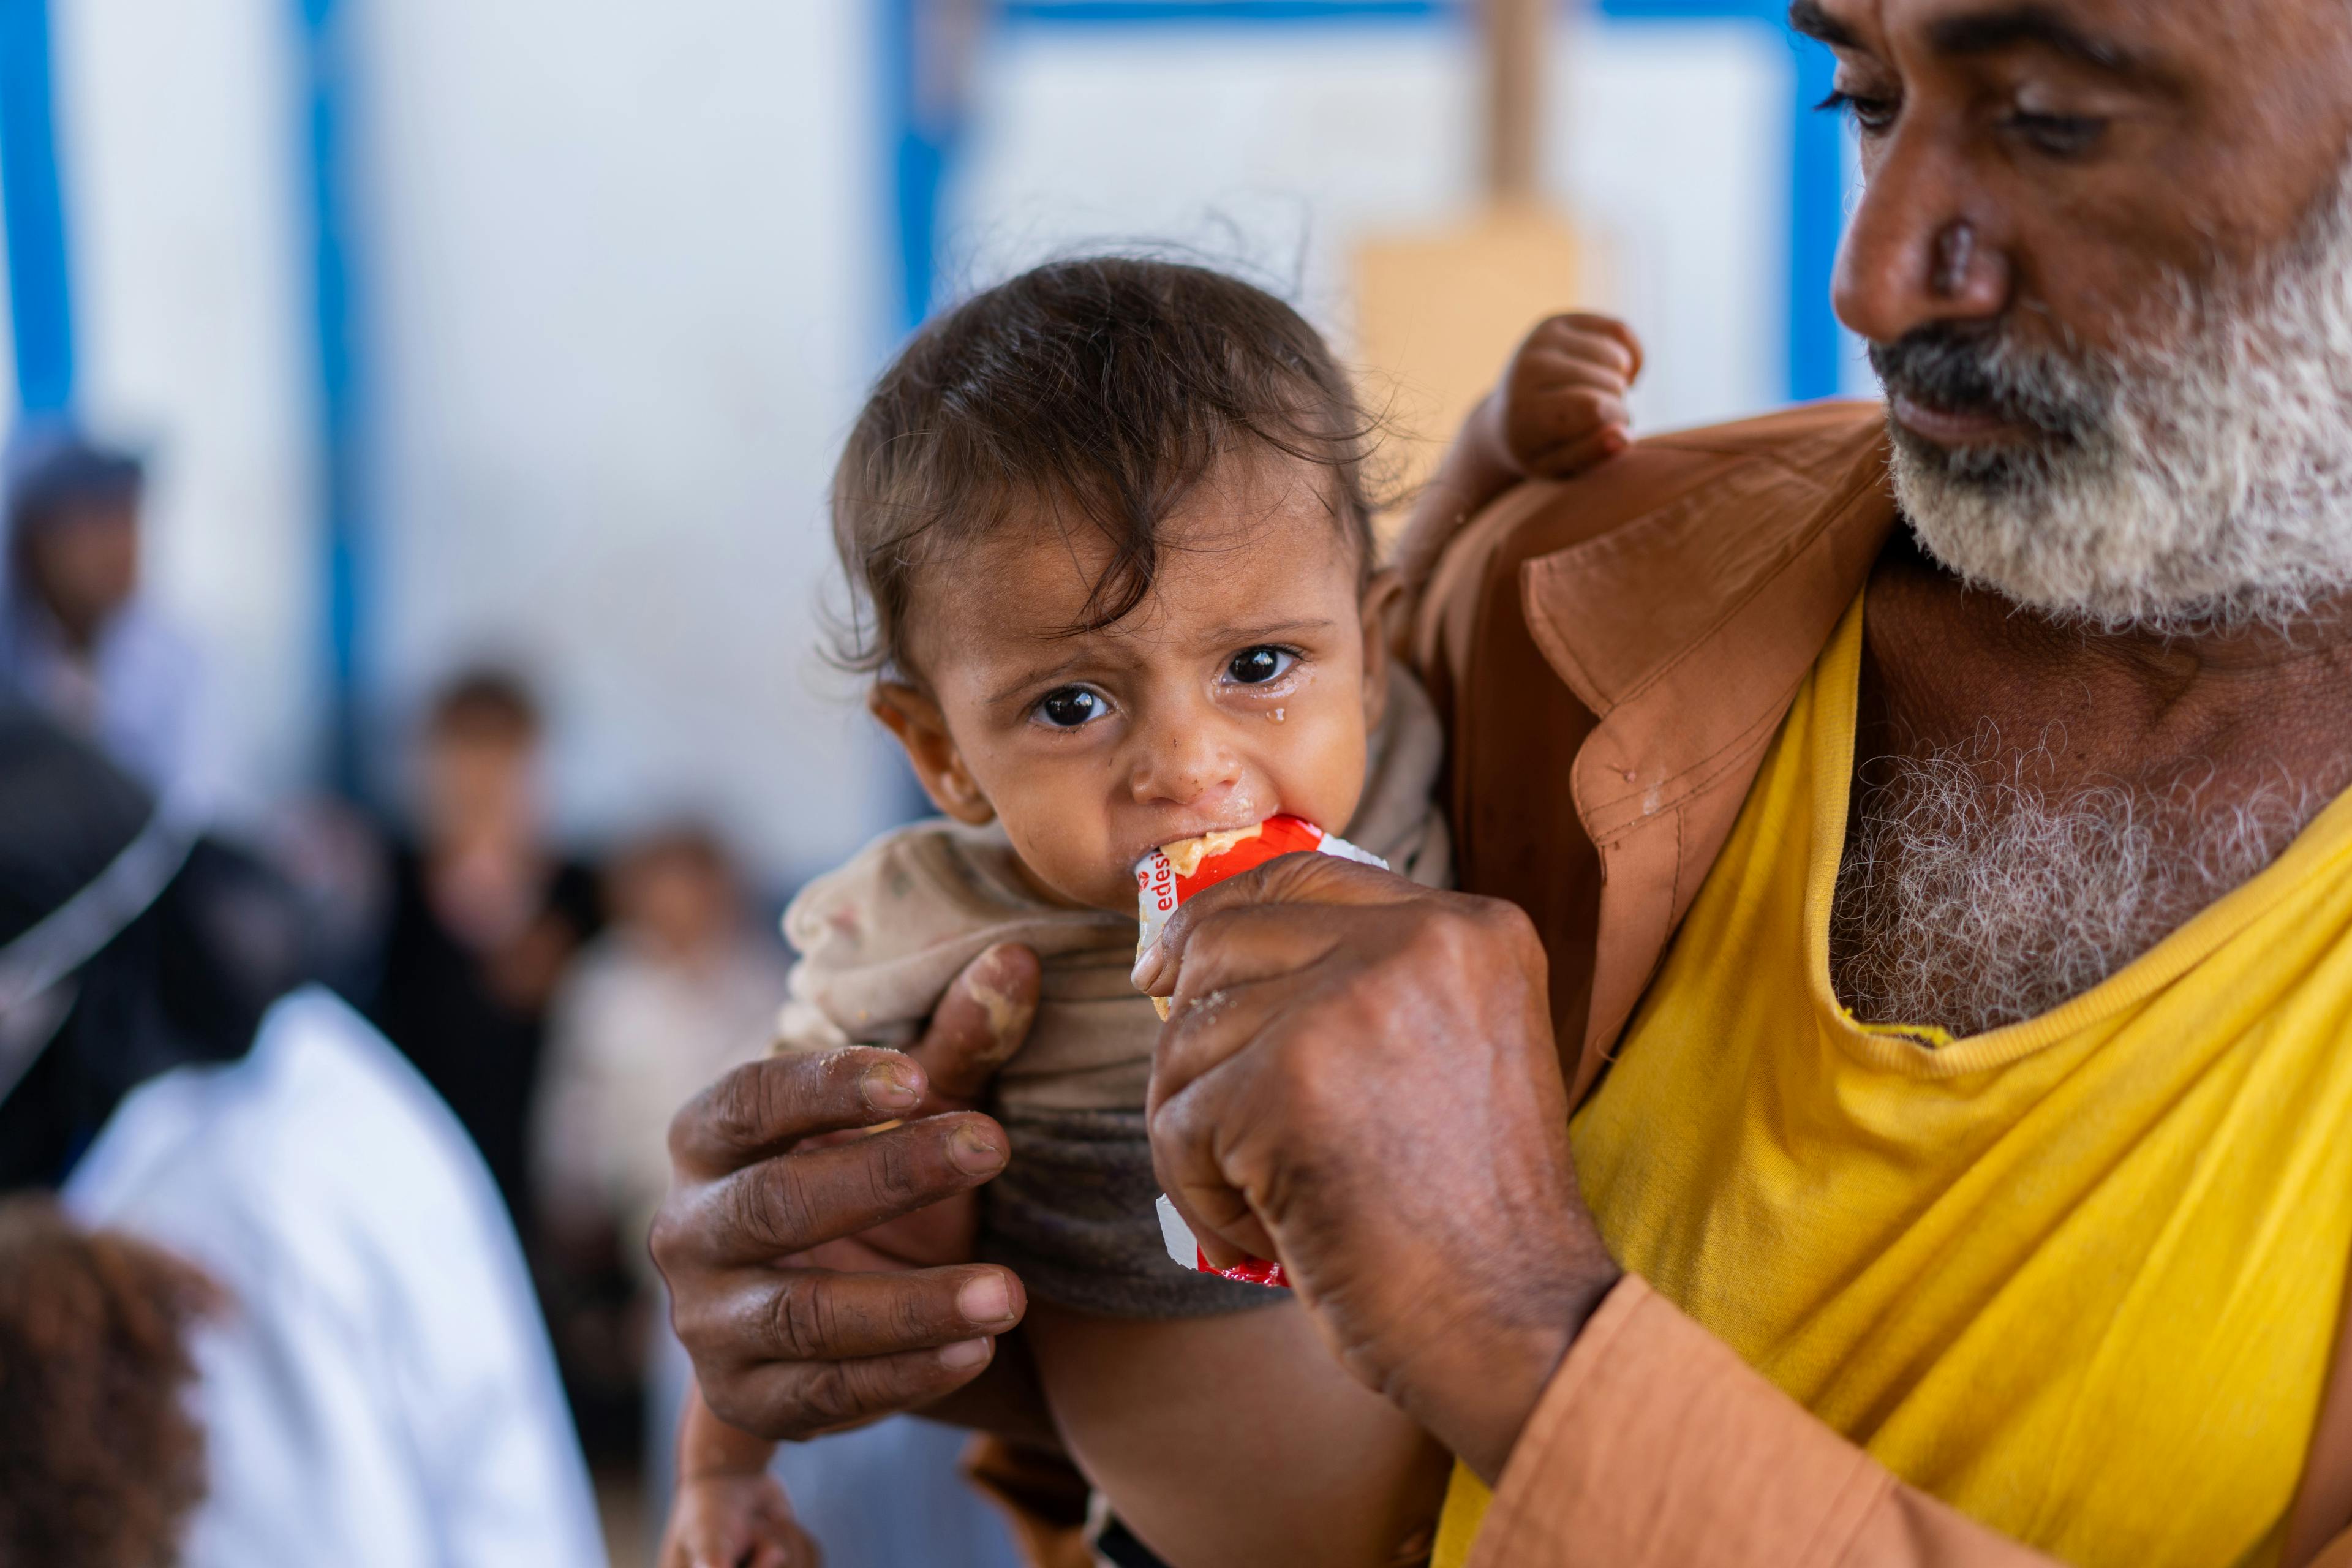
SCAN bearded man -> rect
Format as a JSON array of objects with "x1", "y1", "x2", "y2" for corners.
[{"x1": 650, "y1": 1, "x2": 2352, "y2": 1562}]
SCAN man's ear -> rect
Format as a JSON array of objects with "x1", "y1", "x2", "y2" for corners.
[
  {"x1": 870, "y1": 683, "x2": 995, "y2": 826},
  {"x1": 1358, "y1": 568, "x2": 1403, "y2": 734}
]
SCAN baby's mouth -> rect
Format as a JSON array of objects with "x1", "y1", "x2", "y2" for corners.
[
  {"x1": 1150, "y1": 822, "x2": 1268, "y2": 879},
  {"x1": 1126, "y1": 815, "x2": 1271, "y2": 880}
]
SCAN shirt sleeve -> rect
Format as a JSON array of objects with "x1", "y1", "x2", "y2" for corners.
[{"x1": 1468, "y1": 1276, "x2": 2059, "y2": 1568}]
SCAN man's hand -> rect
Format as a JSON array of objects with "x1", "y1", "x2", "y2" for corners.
[
  {"x1": 1134, "y1": 859, "x2": 1621, "y2": 1484},
  {"x1": 650, "y1": 943, "x2": 1039, "y2": 1440}
]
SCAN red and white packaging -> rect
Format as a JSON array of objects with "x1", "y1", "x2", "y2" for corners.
[
  {"x1": 1157, "y1": 1195, "x2": 1288, "y2": 1288},
  {"x1": 1134, "y1": 815, "x2": 1385, "y2": 1021},
  {"x1": 1137, "y1": 814, "x2": 1385, "y2": 1289}
]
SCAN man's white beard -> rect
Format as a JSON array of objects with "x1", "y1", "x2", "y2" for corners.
[
  {"x1": 1883, "y1": 164, "x2": 2352, "y2": 635},
  {"x1": 1831, "y1": 741, "x2": 2321, "y2": 1035}
]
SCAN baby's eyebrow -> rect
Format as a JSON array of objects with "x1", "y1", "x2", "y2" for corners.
[
  {"x1": 986, "y1": 652, "x2": 1093, "y2": 707},
  {"x1": 1201, "y1": 616, "x2": 1338, "y2": 646}
]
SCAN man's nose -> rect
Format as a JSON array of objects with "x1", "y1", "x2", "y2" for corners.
[{"x1": 1833, "y1": 135, "x2": 2013, "y2": 345}]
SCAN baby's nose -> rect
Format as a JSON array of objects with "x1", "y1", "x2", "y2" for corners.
[{"x1": 1131, "y1": 722, "x2": 1245, "y2": 808}]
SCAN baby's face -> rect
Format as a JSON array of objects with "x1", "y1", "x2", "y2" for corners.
[{"x1": 886, "y1": 458, "x2": 1387, "y2": 914}]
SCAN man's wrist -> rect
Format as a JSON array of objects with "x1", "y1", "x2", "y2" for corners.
[{"x1": 1408, "y1": 1251, "x2": 1623, "y2": 1484}]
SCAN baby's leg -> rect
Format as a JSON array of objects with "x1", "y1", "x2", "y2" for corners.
[
  {"x1": 1027, "y1": 1298, "x2": 1450, "y2": 1568},
  {"x1": 660, "y1": 1383, "x2": 819, "y2": 1568}
]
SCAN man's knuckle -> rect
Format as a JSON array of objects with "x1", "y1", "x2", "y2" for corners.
[
  {"x1": 704, "y1": 1061, "x2": 777, "y2": 1152},
  {"x1": 729, "y1": 1164, "x2": 813, "y2": 1253},
  {"x1": 866, "y1": 1131, "x2": 924, "y2": 1207},
  {"x1": 792, "y1": 1357, "x2": 872, "y2": 1431},
  {"x1": 889, "y1": 1282, "x2": 942, "y2": 1346},
  {"x1": 768, "y1": 1273, "x2": 835, "y2": 1360}
]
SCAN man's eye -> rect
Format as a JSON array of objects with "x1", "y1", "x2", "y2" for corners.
[
  {"x1": 1035, "y1": 688, "x2": 1106, "y2": 729},
  {"x1": 1226, "y1": 647, "x2": 1298, "y2": 687},
  {"x1": 1818, "y1": 88, "x2": 1899, "y2": 135},
  {"x1": 2008, "y1": 111, "x2": 2106, "y2": 158}
]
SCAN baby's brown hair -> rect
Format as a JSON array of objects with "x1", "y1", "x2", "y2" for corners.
[
  {"x1": 0, "y1": 1198, "x2": 219, "y2": 1568},
  {"x1": 831, "y1": 256, "x2": 1382, "y2": 678}
]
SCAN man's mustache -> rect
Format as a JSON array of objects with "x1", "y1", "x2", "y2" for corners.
[{"x1": 1869, "y1": 325, "x2": 2096, "y2": 442}]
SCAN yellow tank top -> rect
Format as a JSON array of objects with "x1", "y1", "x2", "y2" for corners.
[{"x1": 1435, "y1": 594, "x2": 2352, "y2": 1568}]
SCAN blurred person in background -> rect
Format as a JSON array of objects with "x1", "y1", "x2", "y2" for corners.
[
  {"x1": 536, "y1": 823, "x2": 786, "y2": 1286},
  {"x1": 0, "y1": 421, "x2": 216, "y2": 813},
  {"x1": 369, "y1": 669, "x2": 601, "y2": 1230},
  {"x1": 0, "y1": 1197, "x2": 217, "y2": 1568},
  {"x1": 0, "y1": 702, "x2": 604, "y2": 1565},
  {"x1": 533, "y1": 822, "x2": 788, "y2": 1501}
]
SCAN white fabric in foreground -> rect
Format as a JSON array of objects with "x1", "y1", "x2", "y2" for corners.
[{"x1": 64, "y1": 986, "x2": 605, "y2": 1568}]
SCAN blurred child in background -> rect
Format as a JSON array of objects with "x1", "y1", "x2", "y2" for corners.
[
  {"x1": 369, "y1": 669, "x2": 602, "y2": 1230},
  {"x1": 536, "y1": 823, "x2": 788, "y2": 1275},
  {"x1": 535, "y1": 823, "x2": 793, "y2": 1554}
]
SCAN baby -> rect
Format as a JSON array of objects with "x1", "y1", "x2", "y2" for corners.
[{"x1": 662, "y1": 257, "x2": 1640, "y2": 1568}]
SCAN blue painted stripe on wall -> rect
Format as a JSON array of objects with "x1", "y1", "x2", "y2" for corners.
[
  {"x1": 886, "y1": 0, "x2": 951, "y2": 333},
  {"x1": 1781, "y1": 29, "x2": 1844, "y2": 400},
  {"x1": 1005, "y1": 2, "x2": 1441, "y2": 23},
  {"x1": 0, "y1": 0, "x2": 75, "y2": 414},
  {"x1": 293, "y1": 0, "x2": 368, "y2": 793}
]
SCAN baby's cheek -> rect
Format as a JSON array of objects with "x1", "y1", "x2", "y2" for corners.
[
  {"x1": 1268, "y1": 707, "x2": 1370, "y2": 834},
  {"x1": 996, "y1": 802, "x2": 1125, "y2": 910}
]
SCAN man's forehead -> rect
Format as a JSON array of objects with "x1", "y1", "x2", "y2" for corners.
[{"x1": 1792, "y1": 0, "x2": 2236, "y2": 64}]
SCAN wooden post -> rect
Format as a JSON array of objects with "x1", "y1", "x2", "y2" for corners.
[{"x1": 1486, "y1": 0, "x2": 1546, "y2": 203}]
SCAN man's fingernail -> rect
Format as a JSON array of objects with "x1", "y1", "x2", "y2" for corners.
[
  {"x1": 957, "y1": 1273, "x2": 1015, "y2": 1325},
  {"x1": 1130, "y1": 943, "x2": 1158, "y2": 988},
  {"x1": 862, "y1": 1061, "x2": 920, "y2": 1112},
  {"x1": 948, "y1": 1125, "x2": 1005, "y2": 1175},
  {"x1": 940, "y1": 1337, "x2": 992, "y2": 1370}
]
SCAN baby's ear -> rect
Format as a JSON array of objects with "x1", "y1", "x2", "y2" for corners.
[
  {"x1": 870, "y1": 684, "x2": 996, "y2": 826},
  {"x1": 1358, "y1": 568, "x2": 1404, "y2": 732}
]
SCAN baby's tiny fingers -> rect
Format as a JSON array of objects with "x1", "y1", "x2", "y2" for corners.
[
  {"x1": 1525, "y1": 423, "x2": 1630, "y2": 478},
  {"x1": 1544, "y1": 312, "x2": 1645, "y2": 379}
]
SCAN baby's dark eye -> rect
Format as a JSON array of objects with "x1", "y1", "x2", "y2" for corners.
[
  {"x1": 1226, "y1": 647, "x2": 1298, "y2": 686},
  {"x1": 1035, "y1": 687, "x2": 1106, "y2": 729}
]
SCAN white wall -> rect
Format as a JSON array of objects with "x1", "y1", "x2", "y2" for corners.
[
  {"x1": 50, "y1": 0, "x2": 319, "y2": 819},
  {"x1": 947, "y1": 12, "x2": 1790, "y2": 435},
  {"x1": 358, "y1": 0, "x2": 897, "y2": 884}
]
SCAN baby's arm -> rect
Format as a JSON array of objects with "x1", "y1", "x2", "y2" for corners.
[
  {"x1": 1027, "y1": 1298, "x2": 1451, "y2": 1568},
  {"x1": 1396, "y1": 312, "x2": 1644, "y2": 586},
  {"x1": 660, "y1": 1384, "x2": 818, "y2": 1568}
]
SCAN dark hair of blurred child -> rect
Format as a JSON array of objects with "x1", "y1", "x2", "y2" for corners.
[{"x1": 0, "y1": 1197, "x2": 218, "y2": 1568}]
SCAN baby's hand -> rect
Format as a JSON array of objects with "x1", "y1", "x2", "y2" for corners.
[
  {"x1": 1496, "y1": 312, "x2": 1645, "y2": 479},
  {"x1": 660, "y1": 1471, "x2": 821, "y2": 1568}
]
